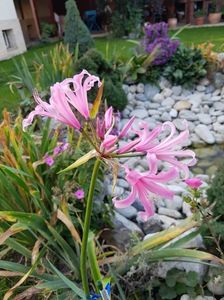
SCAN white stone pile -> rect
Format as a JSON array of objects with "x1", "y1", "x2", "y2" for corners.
[
  {"x1": 104, "y1": 77, "x2": 224, "y2": 297},
  {"x1": 122, "y1": 77, "x2": 224, "y2": 145}
]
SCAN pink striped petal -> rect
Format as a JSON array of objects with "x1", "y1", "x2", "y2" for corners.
[
  {"x1": 137, "y1": 186, "x2": 155, "y2": 218},
  {"x1": 105, "y1": 107, "x2": 113, "y2": 129},
  {"x1": 119, "y1": 116, "x2": 135, "y2": 138},
  {"x1": 117, "y1": 139, "x2": 140, "y2": 154},
  {"x1": 101, "y1": 135, "x2": 117, "y2": 150},
  {"x1": 113, "y1": 188, "x2": 136, "y2": 208},
  {"x1": 146, "y1": 153, "x2": 158, "y2": 174}
]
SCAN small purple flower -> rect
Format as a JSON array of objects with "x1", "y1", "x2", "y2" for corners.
[
  {"x1": 61, "y1": 143, "x2": 69, "y2": 152},
  {"x1": 53, "y1": 146, "x2": 62, "y2": 156},
  {"x1": 45, "y1": 155, "x2": 54, "y2": 166},
  {"x1": 74, "y1": 189, "x2": 85, "y2": 200},
  {"x1": 53, "y1": 143, "x2": 69, "y2": 156}
]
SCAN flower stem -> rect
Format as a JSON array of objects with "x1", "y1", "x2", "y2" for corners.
[
  {"x1": 112, "y1": 152, "x2": 145, "y2": 158},
  {"x1": 80, "y1": 158, "x2": 101, "y2": 297}
]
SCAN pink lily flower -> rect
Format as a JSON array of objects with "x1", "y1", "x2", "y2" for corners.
[
  {"x1": 61, "y1": 70, "x2": 101, "y2": 120},
  {"x1": 185, "y1": 178, "x2": 203, "y2": 189},
  {"x1": 113, "y1": 167, "x2": 178, "y2": 221},
  {"x1": 133, "y1": 121, "x2": 196, "y2": 178},
  {"x1": 23, "y1": 70, "x2": 101, "y2": 130}
]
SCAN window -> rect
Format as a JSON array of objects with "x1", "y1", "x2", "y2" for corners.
[{"x1": 2, "y1": 29, "x2": 16, "y2": 49}]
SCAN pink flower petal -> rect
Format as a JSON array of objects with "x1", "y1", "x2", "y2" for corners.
[
  {"x1": 113, "y1": 187, "x2": 136, "y2": 208},
  {"x1": 101, "y1": 135, "x2": 117, "y2": 150},
  {"x1": 185, "y1": 178, "x2": 203, "y2": 189},
  {"x1": 119, "y1": 116, "x2": 135, "y2": 138},
  {"x1": 105, "y1": 107, "x2": 113, "y2": 129}
]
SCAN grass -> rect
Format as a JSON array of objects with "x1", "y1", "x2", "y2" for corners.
[
  {"x1": 0, "y1": 25, "x2": 224, "y2": 114},
  {"x1": 171, "y1": 26, "x2": 224, "y2": 51},
  {"x1": 0, "y1": 42, "x2": 58, "y2": 113}
]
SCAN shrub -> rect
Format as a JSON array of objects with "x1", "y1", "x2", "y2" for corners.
[
  {"x1": 40, "y1": 22, "x2": 55, "y2": 41},
  {"x1": 111, "y1": 0, "x2": 143, "y2": 37},
  {"x1": 75, "y1": 49, "x2": 127, "y2": 110},
  {"x1": 64, "y1": 0, "x2": 94, "y2": 54},
  {"x1": 207, "y1": 161, "x2": 224, "y2": 252},
  {"x1": 143, "y1": 22, "x2": 179, "y2": 66},
  {"x1": 122, "y1": 53, "x2": 162, "y2": 84},
  {"x1": 163, "y1": 45, "x2": 207, "y2": 86}
]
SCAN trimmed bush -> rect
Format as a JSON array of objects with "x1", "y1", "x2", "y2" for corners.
[
  {"x1": 75, "y1": 49, "x2": 127, "y2": 111},
  {"x1": 64, "y1": 0, "x2": 94, "y2": 54}
]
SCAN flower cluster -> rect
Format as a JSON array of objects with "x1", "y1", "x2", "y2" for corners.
[
  {"x1": 23, "y1": 70, "x2": 196, "y2": 221},
  {"x1": 143, "y1": 22, "x2": 179, "y2": 65},
  {"x1": 44, "y1": 142, "x2": 69, "y2": 166}
]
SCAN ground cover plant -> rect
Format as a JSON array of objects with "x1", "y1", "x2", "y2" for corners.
[{"x1": 163, "y1": 45, "x2": 207, "y2": 86}]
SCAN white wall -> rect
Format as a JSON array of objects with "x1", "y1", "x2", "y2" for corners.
[
  {"x1": 0, "y1": 0, "x2": 27, "y2": 60},
  {"x1": 0, "y1": 0, "x2": 17, "y2": 20}
]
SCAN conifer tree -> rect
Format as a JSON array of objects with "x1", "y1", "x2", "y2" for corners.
[{"x1": 64, "y1": 0, "x2": 94, "y2": 54}]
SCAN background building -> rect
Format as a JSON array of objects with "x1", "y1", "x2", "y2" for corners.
[{"x1": 0, "y1": 0, "x2": 26, "y2": 60}]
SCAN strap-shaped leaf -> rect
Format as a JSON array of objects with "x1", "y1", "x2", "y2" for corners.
[
  {"x1": 58, "y1": 150, "x2": 97, "y2": 174},
  {"x1": 47, "y1": 260, "x2": 85, "y2": 299}
]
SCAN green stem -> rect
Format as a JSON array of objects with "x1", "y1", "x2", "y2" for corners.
[
  {"x1": 112, "y1": 152, "x2": 145, "y2": 158},
  {"x1": 80, "y1": 158, "x2": 101, "y2": 297}
]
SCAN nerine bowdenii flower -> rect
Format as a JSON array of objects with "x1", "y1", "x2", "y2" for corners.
[
  {"x1": 23, "y1": 70, "x2": 196, "y2": 221},
  {"x1": 23, "y1": 70, "x2": 101, "y2": 130}
]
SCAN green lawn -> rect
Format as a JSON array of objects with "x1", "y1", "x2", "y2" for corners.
[
  {"x1": 0, "y1": 26, "x2": 224, "y2": 114},
  {"x1": 171, "y1": 26, "x2": 224, "y2": 51}
]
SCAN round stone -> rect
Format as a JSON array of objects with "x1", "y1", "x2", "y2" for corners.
[
  {"x1": 172, "y1": 85, "x2": 182, "y2": 96},
  {"x1": 179, "y1": 110, "x2": 197, "y2": 121},
  {"x1": 198, "y1": 113, "x2": 212, "y2": 125},
  {"x1": 144, "y1": 84, "x2": 160, "y2": 100},
  {"x1": 130, "y1": 109, "x2": 148, "y2": 119},
  {"x1": 170, "y1": 109, "x2": 178, "y2": 118},
  {"x1": 197, "y1": 85, "x2": 206, "y2": 92},
  {"x1": 129, "y1": 85, "x2": 137, "y2": 93},
  {"x1": 217, "y1": 115, "x2": 224, "y2": 123},
  {"x1": 195, "y1": 125, "x2": 215, "y2": 144},
  {"x1": 161, "y1": 97, "x2": 175, "y2": 107},
  {"x1": 136, "y1": 83, "x2": 145, "y2": 94},
  {"x1": 174, "y1": 100, "x2": 192, "y2": 111},
  {"x1": 153, "y1": 93, "x2": 164, "y2": 102}
]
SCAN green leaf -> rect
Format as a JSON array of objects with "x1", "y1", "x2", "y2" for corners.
[
  {"x1": 131, "y1": 217, "x2": 199, "y2": 255},
  {"x1": 159, "y1": 284, "x2": 177, "y2": 299},
  {"x1": 186, "y1": 271, "x2": 199, "y2": 287},
  {"x1": 164, "y1": 229, "x2": 201, "y2": 249},
  {"x1": 87, "y1": 232, "x2": 102, "y2": 292},
  {"x1": 47, "y1": 260, "x2": 85, "y2": 299},
  {"x1": 136, "y1": 67, "x2": 146, "y2": 74},
  {"x1": 36, "y1": 279, "x2": 67, "y2": 290},
  {"x1": 58, "y1": 150, "x2": 97, "y2": 174}
]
